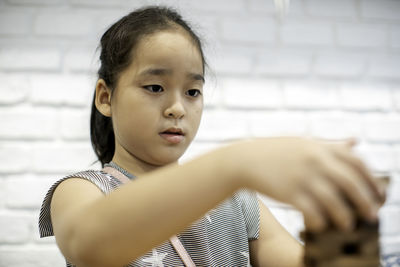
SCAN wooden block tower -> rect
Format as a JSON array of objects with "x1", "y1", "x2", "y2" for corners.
[{"x1": 301, "y1": 176, "x2": 390, "y2": 267}]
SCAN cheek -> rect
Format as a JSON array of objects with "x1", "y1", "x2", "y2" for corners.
[
  {"x1": 190, "y1": 104, "x2": 203, "y2": 128},
  {"x1": 114, "y1": 98, "x2": 158, "y2": 134}
]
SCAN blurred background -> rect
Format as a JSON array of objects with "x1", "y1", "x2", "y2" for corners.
[{"x1": 0, "y1": 0, "x2": 399, "y2": 266}]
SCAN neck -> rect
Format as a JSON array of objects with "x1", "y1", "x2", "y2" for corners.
[{"x1": 111, "y1": 144, "x2": 173, "y2": 176}]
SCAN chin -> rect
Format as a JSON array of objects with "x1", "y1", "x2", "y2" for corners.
[{"x1": 150, "y1": 150, "x2": 186, "y2": 166}]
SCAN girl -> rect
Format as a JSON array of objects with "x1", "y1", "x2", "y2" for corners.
[{"x1": 39, "y1": 6, "x2": 383, "y2": 267}]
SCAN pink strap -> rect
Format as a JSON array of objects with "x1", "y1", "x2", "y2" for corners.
[
  {"x1": 169, "y1": 235, "x2": 196, "y2": 267},
  {"x1": 102, "y1": 166, "x2": 196, "y2": 267}
]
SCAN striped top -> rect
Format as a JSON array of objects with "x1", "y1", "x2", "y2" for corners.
[{"x1": 39, "y1": 163, "x2": 260, "y2": 266}]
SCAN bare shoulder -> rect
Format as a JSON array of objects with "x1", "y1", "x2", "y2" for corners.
[
  {"x1": 51, "y1": 178, "x2": 104, "y2": 223},
  {"x1": 50, "y1": 178, "x2": 105, "y2": 262}
]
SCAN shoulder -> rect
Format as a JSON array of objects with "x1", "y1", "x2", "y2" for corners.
[{"x1": 38, "y1": 169, "x2": 120, "y2": 238}]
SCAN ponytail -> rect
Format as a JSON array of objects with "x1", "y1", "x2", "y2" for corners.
[{"x1": 90, "y1": 94, "x2": 114, "y2": 167}]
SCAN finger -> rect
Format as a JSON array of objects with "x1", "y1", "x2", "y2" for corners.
[
  {"x1": 307, "y1": 177, "x2": 354, "y2": 231},
  {"x1": 329, "y1": 145, "x2": 382, "y2": 201},
  {"x1": 293, "y1": 193, "x2": 326, "y2": 232},
  {"x1": 317, "y1": 152, "x2": 378, "y2": 222},
  {"x1": 374, "y1": 175, "x2": 391, "y2": 204},
  {"x1": 344, "y1": 137, "x2": 358, "y2": 148}
]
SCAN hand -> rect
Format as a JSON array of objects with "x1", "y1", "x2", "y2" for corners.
[{"x1": 227, "y1": 137, "x2": 383, "y2": 232}]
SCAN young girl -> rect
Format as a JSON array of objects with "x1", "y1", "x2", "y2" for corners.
[{"x1": 39, "y1": 6, "x2": 383, "y2": 267}]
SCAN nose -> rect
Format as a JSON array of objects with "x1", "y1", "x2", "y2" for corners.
[{"x1": 163, "y1": 94, "x2": 185, "y2": 119}]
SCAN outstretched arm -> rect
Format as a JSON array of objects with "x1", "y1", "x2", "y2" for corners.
[{"x1": 51, "y1": 137, "x2": 382, "y2": 267}]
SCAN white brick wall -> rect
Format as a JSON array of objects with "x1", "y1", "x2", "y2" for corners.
[
  {"x1": 1, "y1": 0, "x2": 400, "y2": 265},
  {"x1": 304, "y1": 0, "x2": 357, "y2": 18}
]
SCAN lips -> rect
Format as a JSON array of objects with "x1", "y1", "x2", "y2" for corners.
[{"x1": 159, "y1": 127, "x2": 185, "y2": 144}]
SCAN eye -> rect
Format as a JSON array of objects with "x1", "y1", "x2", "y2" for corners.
[
  {"x1": 186, "y1": 89, "x2": 201, "y2": 97},
  {"x1": 143, "y1": 85, "x2": 164, "y2": 93}
]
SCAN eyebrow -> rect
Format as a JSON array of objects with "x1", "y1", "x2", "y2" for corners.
[{"x1": 139, "y1": 68, "x2": 205, "y2": 83}]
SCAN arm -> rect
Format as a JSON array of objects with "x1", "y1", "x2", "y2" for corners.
[
  {"x1": 250, "y1": 200, "x2": 303, "y2": 267},
  {"x1": 51, "y1": 137, "x2": 382, "y2": 267}
]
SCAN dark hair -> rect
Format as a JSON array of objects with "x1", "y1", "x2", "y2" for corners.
[{"x1": 90, "y1": 6, "x2": 207, "y2": 167}]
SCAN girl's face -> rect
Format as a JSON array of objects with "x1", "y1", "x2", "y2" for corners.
[{"x1": 110, "y1": 30, "x2": 204, "y2": 172}]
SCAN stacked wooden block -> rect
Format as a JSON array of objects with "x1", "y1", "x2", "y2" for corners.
[{"x1": 301, "y1": 176, "x2": 389, "y2": 267}]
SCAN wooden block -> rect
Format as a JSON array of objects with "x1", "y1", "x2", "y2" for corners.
[{"x1": 301, "y1": 175, "x2": 389, "y2": 267}]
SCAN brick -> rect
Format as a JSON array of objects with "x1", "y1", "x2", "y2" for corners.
[
  {"x1": 0, "y1": 142, "x2": 31, "y2": 173},
  {"x1": 34, "y1": 12, "x2": 93, "y2": 36},
  {"x1": 255, "y1": 49, "x2": 312, "y2": 76},
  {"x1": 281, "y1": 20, "x2": 334, "y2": 46},
  {"x1": 64, "y1": 48, "x2": 99, "y2": 73},
  {"x1": 336, "y1": 23, "x2": 388, "y2": 48},
  {"x1": 380, "y1": 204, "x2": 400, "y2": 235},
  {"x1": 361, "y1": 0, "x2": 400, "y2": 21},
  {"x1": 380, "y1": 235, "x2": 400, "y2": 255},
  {"x1": 309, "y1": 112, "x2": 363, "y2": 140},
  {"x1": 0, "y1": 11, "x2": 31, "y2": 35},
  {"x1": 283, "y1": 81, "x2": 340, "y2": 109},
  {"x1": 0, "y1": 107, "x2": 58, "y2": 140},
  {"x1": 397, "y1": 147, "x2": 400, "y2": 172},
  {"x1": 30, "y1": 74, "x2": 94, "y2": 107},
  {"x1": 394, "y1": 89, "x2": 400, "y2": 111},
  {"x1": 4, "y1": 175, "x2": 55, "y2": 209},
  {"x1": 203, "y1": 80, "x2": 223, "y2": 108},
  {"x1": 304, "y1": 0, "x2": 356, "y2": 18},
  {"x1": 222, "y1": 78, "x2": 283, "y2": 109},
  {"x1": 0, "y1": 179, "x2": 6, "y2": 209},
  {"x1": 196, "y1": 110, "x2": 249, "y2": 141},
  {"x1": 364, "y1": 114, "x2": 400, "y2": 143},
  {"x1": 92, "y1": 9, "x2": 129, "y2": 40},
  {"x1": 355, "y1": 144, "x2": 396, "y2": 173},
  {"x1": 385, "y1": 172, "x2": 400, "y2": 203},
  {"x1": 0, "y1": 48, "x2": 61, "y2": 71},
  {"x1": 314, "y1": 52, "x2": 366, "y2": 77},
  {"x1": 188, "y1": 0, "x2": 246, "y2": 14},
  {"x1": 221, "y1": 18, "x2": 276, "y2": 44},
  {"x1": 68, "y1": 0, "x2": 127, "y2": 7},
  {"x1": 339, "y1": 83, "x2": 393, "y2": 111},
  {"x1": 390, "y1": 27, "x2": 400, "y2": 48},
  {"x1": 33, "y1": 231, "x2": 58, "y2": 244},
  {"x1": 60, "y1": 108, "x2": 91, "y2": 140},
  {"x1": 187, "y1": 15, "x2": 218, "y2": 43},
  {"x1": 248, "y1": 0, "x2": 304, "y2": 16},
  {"x1": 248, "y1": 111, "x2": 308, "y2": 137},
  {"x1": 368, "y1": 55, "x2": 400, "y2": 79},
  {"x1": 0, "y1": 213, "x2": 32, "y2": 243},
  {"x1": 0, "y1": 73, "x2": 29, "y2": 104},
  {"x1": 6, "y1": 0, "x2": 63, "y2": 4},
  {"x1": 211, "y1": 47, "x2": 253, "y2": 75},
  {"x1": 0, "y1": 246, "x2": 65, "y2": 267},
  {"x1": 32, "y1": 142, "x2": 99, "y2": 173}
]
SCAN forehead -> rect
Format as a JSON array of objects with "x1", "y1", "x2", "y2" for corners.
[{"x1": 131, "y1": 30, "x2": 204, "y2": 73}]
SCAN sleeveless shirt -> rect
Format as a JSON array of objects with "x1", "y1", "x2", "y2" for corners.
[{"x1": 38, "y1": 163, "x2": 260, "y2": 266}]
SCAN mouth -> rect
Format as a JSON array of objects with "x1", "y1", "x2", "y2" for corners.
[{"x1": 159, "y1": 128, "x2": 185, "y2": 144}]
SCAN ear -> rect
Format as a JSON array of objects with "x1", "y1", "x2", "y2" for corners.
[{"x1": 95, "y1": 79, "x2": 112, "y2": 117}]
